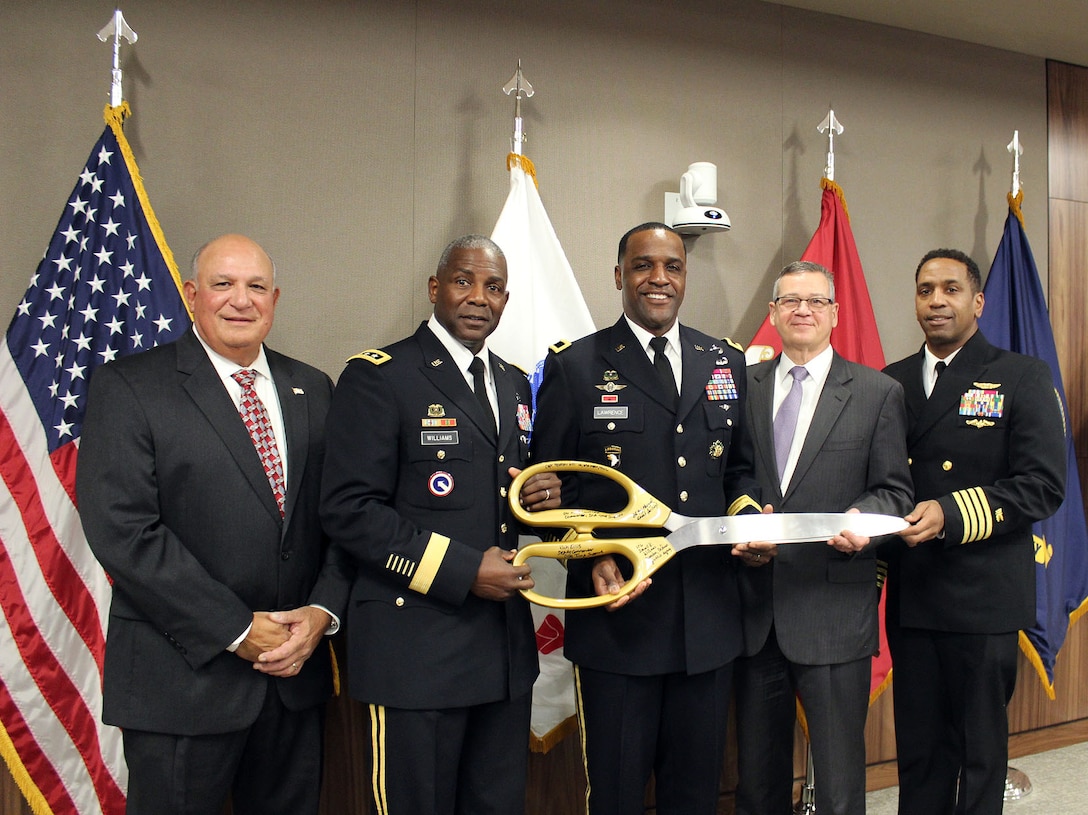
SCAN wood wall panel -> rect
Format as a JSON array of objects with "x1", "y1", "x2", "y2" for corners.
[{"x1": 1049, "y1": 61, "x2": 1088, "y2": 201}]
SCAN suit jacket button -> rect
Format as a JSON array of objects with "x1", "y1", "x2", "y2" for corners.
[
  {"x1": 942, "y1": 460, "x2": 953, "y2": 471},
  {"x1": 395, "y1": 597, "x2": 405, "y2": 607},
  {"x1": 281, "y1": 551, "x2": 291, "y2": 561}
]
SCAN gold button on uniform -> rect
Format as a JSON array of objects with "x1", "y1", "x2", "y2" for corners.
[
  {"x1": 679, "y1": 491, "x2": 689, "y2": 502},
  {"x1": 676, "y1": 424, "x2": 684, "y2": 434},
  {"x1": 500, "y1": 523, "x2": 508, "y2": 533},
  {"x1": 498, "y1": 455, "x2": 505, "y2": 463},
  {"x1": 500, "y1": 487, "x2": 508, "y2": 498},
  {"x1": 395, "y1": 597, "x2": 405, "y2": 607},
  {"x1": 678, "y1": 456, "x2": 687, "y2": 467},
  {"x1": 942, "y1": 461, "x2": 953, "y2": 471},
  {"x1": 437, "y1": 450, "x2": 446, "y2": 460},
  {"x1": 607, "y1": 422, "x2": 616, "y2": 431}
]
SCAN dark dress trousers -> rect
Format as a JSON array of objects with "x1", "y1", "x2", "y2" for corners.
[
  {"x1": 530, "y1": 317, "x2": 760, "y2": 815},
  {"x1": 320, "y1": 323, "x2": 539, "y2": 814},
  {"x1": 735, "y1": 352, "x2": 913, "y2": 815},
  {"x1": 882, "y1": 331, "x2": 1065, "y2": 815},
  {"x1": 77, "y1": 329, "x2": 350, "y2": 814}
]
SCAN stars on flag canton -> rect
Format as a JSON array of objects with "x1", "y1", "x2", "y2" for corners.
[{"x1": 6, "y1": 126, "x2": 188, "y2": 451}]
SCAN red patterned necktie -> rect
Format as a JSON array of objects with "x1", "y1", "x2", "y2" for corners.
[{"x1": 232, "y1": 368, "x2": 285, "y2": 517}]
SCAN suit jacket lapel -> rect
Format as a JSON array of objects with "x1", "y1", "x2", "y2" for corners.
[
  {"x1": 748, "y1": 359, "x2": 782, "y2": 500},
  {"x1": 602, "y1": 317, "x2": 675, "y2": 412},
  {"x1": 177, "y1": 331, "x2": 282, "y2": 523},
  {"x1": 787, "y1": 352, "x2": 851, "y2": 498},
  {"x1": 491, "y1": 353, "x2": 529, "y2": 450},
  {"x1": 414, "y1": 324, "x2": 496, "y2": 444}
]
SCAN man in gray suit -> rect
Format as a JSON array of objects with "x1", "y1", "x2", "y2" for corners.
[
  {"x1": 733, "y1": 260, "x2": 913, "y2": 815},
  {"x1": 77, "y1": 234, "x2": 351, "y2": 814}
]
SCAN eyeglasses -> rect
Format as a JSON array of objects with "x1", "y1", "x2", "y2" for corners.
[{"x1": 774, "y1": 296, "x2": 833, "y2": 312}]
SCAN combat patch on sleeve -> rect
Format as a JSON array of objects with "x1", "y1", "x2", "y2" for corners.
[{"x1": 349, "y1": 349, "x2": 392, "y2": 365}]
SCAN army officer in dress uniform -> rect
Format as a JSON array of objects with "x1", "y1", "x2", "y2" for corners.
[
  {"x1": 320, "y1": 235, "x2": 560, "y2": 815},
  {"x1": 530, "y1": 222, "x2": 761, "y2": 815}
]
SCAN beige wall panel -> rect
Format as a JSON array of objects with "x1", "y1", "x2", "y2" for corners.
[{"x1": 1, "y1": 0, "x2": 1046, "y2": 378}]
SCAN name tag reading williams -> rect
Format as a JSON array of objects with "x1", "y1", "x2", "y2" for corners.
[
  {"x1": 593, "y1": 406, "x2": 629, "y2": 421},
  {"x1": 421, "y1": 430, "x2": 459, "y2": 445}
]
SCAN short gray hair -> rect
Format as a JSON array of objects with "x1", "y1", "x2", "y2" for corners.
[
  {"x1": 436, "y1": 235, "x2": 505, "y2": 274},
  {"x1": 771, "y1": 260, "x2": 835, "y2": 302}
]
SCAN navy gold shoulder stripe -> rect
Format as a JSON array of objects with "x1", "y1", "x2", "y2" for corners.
[{"x1": 349, "y1": 349, "x2": 392, "y2": 365}]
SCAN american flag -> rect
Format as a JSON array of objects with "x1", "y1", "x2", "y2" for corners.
[{"x1": 0, "y1": 104, "x2": 189, "y2": 814}]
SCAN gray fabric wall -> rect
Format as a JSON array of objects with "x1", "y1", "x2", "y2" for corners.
[{"x1": 1, "y1": 0, "x2": 1046, "y2": 377}]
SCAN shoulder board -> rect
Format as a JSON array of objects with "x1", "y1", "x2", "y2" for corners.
[
  {"x1": 348, "y1": 349, "x2": 392, "y2": 365},
  {"x1": 549, "y1": 339, "x2": 572, "y2": 354},
  {"x1": 722, "y1": 337, "x2": 744, "y2": 353}
]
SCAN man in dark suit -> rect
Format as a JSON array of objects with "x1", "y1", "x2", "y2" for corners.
[
  {"x1": 732, "y1": 260, "x2": 913, "y2": 815},
  {"x1": 77, "y1": 234, "x2": 351, "y2": 814},
  {"x1": 320, "y1": 235, "x2": 560, "y2": 814},
  {"x1": 883, "y1": 248, "x2": 1066, "y2": 815},
  {"x1": 529, "y1": 222, "x2": 761, "y2": 815}
]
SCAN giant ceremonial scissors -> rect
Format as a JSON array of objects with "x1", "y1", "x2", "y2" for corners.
[{"x1": 509, "y1": 460, "x2": 908, "y2": 609}]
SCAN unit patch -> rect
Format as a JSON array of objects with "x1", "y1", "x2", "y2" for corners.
[{"x1": 428, "y1": 471, "x2": 455, "y2": 496}]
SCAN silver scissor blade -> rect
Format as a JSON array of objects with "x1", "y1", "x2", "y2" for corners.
[{"x1": 665, "y1": 512, "x2": 908, "y2": 550}]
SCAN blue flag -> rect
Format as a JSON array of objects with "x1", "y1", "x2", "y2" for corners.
[{"x1": 978, "y1": 191, "x2": 1088, "y2": 697}]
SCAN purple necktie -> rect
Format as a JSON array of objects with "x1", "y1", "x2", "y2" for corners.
[
  {"x1": 774, "y1": 365, "x2": 808, "y2": 482},
  {"x1": 232, "y1": 369, "x2": 285, "y2": 517}
]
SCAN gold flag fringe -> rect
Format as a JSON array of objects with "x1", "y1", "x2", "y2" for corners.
[
  {"x1": 507, "y1": 153, "x2": 539, "y2": 188},
  {"x1": 1008, "y1": 189, "x2": 1025, "y2": 228},
  {"x1": 0, "y1": 718, "x2": 53, "y2": 815},
  {"x1": 821, "y1": 177, "x2": 850, "y2": 223},
  {"x1": 103, "y1": 103, "x2": 190, "y2": 319}
]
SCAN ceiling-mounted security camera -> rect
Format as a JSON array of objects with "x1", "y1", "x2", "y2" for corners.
[{"x1": 664, "y1": 161, "x2": 730, "y2": 235}]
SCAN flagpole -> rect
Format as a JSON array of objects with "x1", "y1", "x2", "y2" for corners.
[
  {"x1": 1007, "y1": 130, "x2": 1023, "y2": 198},
  {"x1": 502, "y1": 60, "x2": 534, "y2": 156},
  {"x1": 817, "y1": 108, "x2": 844, "y2": 181},
  {"x1": 97, "y1": 9, "x2": 138, "y2": 108}
]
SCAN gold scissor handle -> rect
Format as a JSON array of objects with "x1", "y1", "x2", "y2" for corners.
[{"x1": 509, "y1": 460, "x2": 677, "y2": 609}]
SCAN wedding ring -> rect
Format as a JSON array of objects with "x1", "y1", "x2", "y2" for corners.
[{"x1": 545, "y1": 489, "x2": 551, "y2": 501}]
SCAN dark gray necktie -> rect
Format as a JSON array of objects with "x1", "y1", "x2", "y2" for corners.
[
  {"x1": 649, "y1": 336, "x2": 678, "y2": 410},
  {"x1": 469, "y1": 356, "x2": 496, "y2": 433}
]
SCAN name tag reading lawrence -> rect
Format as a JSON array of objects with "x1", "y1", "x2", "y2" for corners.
[
  {"x1": 593, "y1": 406, "x2": 629, "y2": 421},
  {"x1": 421, "y1": 430, "x2": 459, "y2": 445}
]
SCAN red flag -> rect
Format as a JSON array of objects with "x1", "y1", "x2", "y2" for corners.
[
  {"x1": 749, "y1": 178, "x2": 891, "y2": 702},
  {"x1": 750, "y1": 178, "x2": 885, "y2": 370}
]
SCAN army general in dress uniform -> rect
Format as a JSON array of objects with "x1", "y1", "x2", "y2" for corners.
[
  {"x1": 530, "y1": 222, "x2": 761, "y2": 815},
  {"x1": 883, "y1": 248, "x2": 1066, "y2": 815},
  {"x1": 320, "y1": 235, "x2": 560, "y2": 815}
]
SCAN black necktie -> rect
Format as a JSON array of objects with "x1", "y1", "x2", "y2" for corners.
[
  {"x1": 649, "y1": 336, "x2": 678, "y2": 410},
  {"x1": 469, "y1": 356, "x2": 496, "y2": 433},
  {"x1": 930, "y1": 360, "x2": 946, "y2": 398}
]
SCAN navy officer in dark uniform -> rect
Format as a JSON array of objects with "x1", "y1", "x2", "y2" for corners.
[
  {"x1": 320, "y1": 235, "x2": 561, "y2": 815},
  {"x1": 530, "y1": 222, "x2": 761, "y2": 815},
  {"x1": 883, "y1": 248, "x2": 1065, "y2": 815}
]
